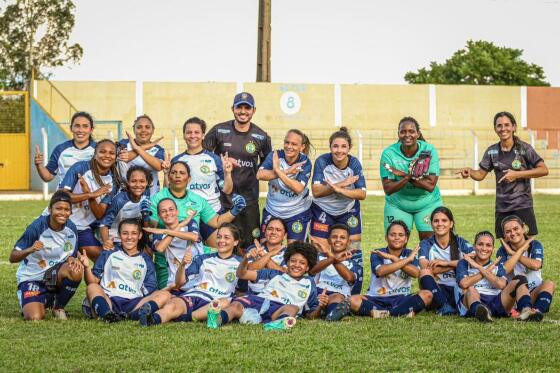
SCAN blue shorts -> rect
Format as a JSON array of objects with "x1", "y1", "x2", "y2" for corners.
[
  {"x1": 363, "y1": 294, "x2": 410, "y2": 311},
  {"x1": 233, "y1": 294, "x2": 285, "y2": 323},
  {"x1": 310, "y1": 201, "x2": 362, "y2": 239},
  {"x1": 457, "y1": 292, "x2": 509, "y2": 318},
  {"x1": 78, "y1": 228, "x2": 101, "y2": 248},
  {"x1": 174, "y1": 294, "x2": 211, "y2": 322},
  {"x1": 261, "y1": 208, "x2": 311, "y2": 241},
  {"x1": 200, "y1": 208, "x2": 226, "y2": 241},
  {"x1": 109, "y1": 296, "x2": 142, "y2": 314},
  {"x1": 17, "y1": 281, "x2": 54, "y2": 309}
]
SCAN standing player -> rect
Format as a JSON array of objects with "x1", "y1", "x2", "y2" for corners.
[
  {"x1": 10, "y1": 191, "x2": 83, "y2": 320},
  {"x1": 204, "y1": 92, "x2": 272, "y2": 248},
  {"x1": 34, "y1": 111, "x2": 96, "y2": 186},
  {"x1": 172, "y1": 116, "x2": 233, "y2": 247},
  {"x1": 380, "y1": 117, "x2": 443, "y2": 240},
  {"x1": 458, "y1": 111, "x2": 548, "y2": 238},
  {"x1": 257, "y1": 129, "x2": 313, "y2": 242}
]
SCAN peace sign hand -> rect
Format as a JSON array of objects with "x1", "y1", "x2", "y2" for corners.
[{"x1": 34, "y1": 145, "x2": 44, "y2": 166}]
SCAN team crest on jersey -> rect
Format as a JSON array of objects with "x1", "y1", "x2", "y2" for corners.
[
  {"x1": 423, "y1": 214, "x2": 431, "y2": 225},
  {"x1": 347, "y1": 216, "x2": 359, "y2": 228},
  {"x1": 252, "y1": 228, "x2": 261, "y2": 238},
  {"x1": 297, "y1": 290, "x2": 308, "y2": 299},
  {"x1": 377, "y1": 287, "x2": 387, "y2": 295},
  {"x1": 63, "y1": 241, "x2": 73, "y2": 252},
  {"x1": 399, "y1": 271, "x2": 409, "y2": 279},
  {"x1": 38, "y1": 259, "x2": 47, "y2": 269},
  {"x1": 245, "y1": 141, "x2": 257, "y2": 154},
  {"x1": 511, "y1": 159, "x2": 522, "y2": 170},
  {"x1": 132, "y1": 269, "x2": 142, "y2": 280},
  {"x1": 225, "y1": 272, "x2": 236, "y2": 283},
  {"x1": 200, "y1": 165, "x2": 211, "y2": 174},
  {"x1": 186, "y1": 208, "x2": 197, "y2": 217},
  {"x1": 292, "y1": 221, "x2": 303, "y2": 234}
]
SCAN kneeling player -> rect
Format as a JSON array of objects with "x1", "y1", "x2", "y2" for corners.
[
  {"x1": 456, "y1": 231, "x2": 534, "y2": 322},
  {"x1": 11, "y1": 191, "x2": 83, "y2": 320},
  {"x1": 206, "y1": 241, "x2": 328, "y2": 330},
  {"x1": 349, "y1": 221, "x2": 432, "y2": 318},
  {"x1": 81, "y1": 218, "x2": 170, "y2": 322},
  {"x1": 138, "y1": 223, "x2": 242, "y2": 326}
]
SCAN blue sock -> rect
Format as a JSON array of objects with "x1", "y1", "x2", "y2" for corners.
[
  {"x1": 469, "y1": 301, "x2": 481, "y2": 315},
  {"x1": 152, "y1": 313, "x2": 162, "y2": 325},
  {"x1": 517, "y1": 295, "x2": 532, "y2": 310},
  {"x1": 390, "y1": 294, "x2": 425, "y2": 316},
  {"x1": 358, "y1": 300, "x2": 375, "y2": 316},
  {"x1": 219, "y1": 310, "x2": 229, "y2": 324},
  {"x1": 275, "y1": 313, "x2": 291, "y2": 321},
  {"x1": 534, "y1": 292, "x2": 553, "y2": 313},
  {"x1": 54, "y1": 278, "x2": 80, "y2": 309},
  {"x1": 128, "y1": 300, "x2": 159, "y2": 320},
  {"x1": 419, "y1": 275, "x2": 448, "y2": 309},
  {"x1": 92, "y1": 296, "x2": 111, "y2": 318},
  {"x1": 326, "y1": 302, "x2": 338, "y2": 314}
]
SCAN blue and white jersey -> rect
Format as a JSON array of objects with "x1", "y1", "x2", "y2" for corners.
[
  {"x1": 152, "y1": 222, "x2": 204, "y2": 290},
  {"x1": 99, "y1": 191, "x2": 149, "y2": 241},
  {"x1": 260, "y1": 150, "x2": 312, "y2": 219},
  {"x1": 497, "y1": 240, "x2": 544, "y2": 291},
  {"x1": 257, "y1": 269, "x2": 319, "y2": 314},
  {"x1": 92, "y1": 247, "x2": 157, "y2": 299},
  {"x1": 456, "y1": 259, "x2": 506, "y2": 296},
  {"x1": 172, "y1": 150, "x2": 225, "y2": 212},
  {"x1": 367, "y1": 248, "x2": 419, "y2": 297},
  {"x1": 14, "y1": 215, "x2": 78, "y2": 284},
  {"x1": 246, "y1": 244, "x2": 286, "y2": 294},
  {"x1": 117, "y1": 139, "x2": 165, "y2": 196},
  {"x1": 314, "y1": 254, "x2": 361, "y2": 297},
  {"x1": 312, "y1": 153, "x2": 366, "y2": 216},
  {"x1": 60, "y1": 161, "x2": 116, "y2": 230},
  {"x1": 419, "y1": 236, "x2": 474, "y2": 287},
  {"x1": 182, "y1": 253, "x2": 242, "y2": 301},
  {"x1": 46, "y1": 139, "x2": 96, "y2": 187}
]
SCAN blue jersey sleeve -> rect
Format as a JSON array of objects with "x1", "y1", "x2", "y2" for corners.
[
  {"x1": 59, "y1": 161, "x2": 88, "y2": 190},
  {"x1": 457, "y1": 236, "x2": 474, "y2": 255},
  {"x1": 496, "y1": 246, "x2": 508, "y2": 265},
  {"x1": 185, "y1": 254, "x2": 208, "y2": 277},
  {"x1": 456, "y1": 259, "x2": 469, "y2": 284},
  {"x1": 348, "y1": 259, "x2": 361, "y2": 282},
  {"x1": 142, "y1": 254, "x2": 158, "y2": 295},
  {"x1": 303, "y1": 280, "x2": 319, "y2": 314},
  {"x1": 295, "y1": 157, "x2": 312, "y2": 185},
  {"x1": 67, "y1": 221, "x2": 80, "y2": 257},
  {"x1": 496, "y1": 263, "x2": 506, "y2": 278},
  {"x1": 530, "y1": 241, "x2": 544, "y2": 262},
  {"x1": 260, "y1": 152, "x2": 273, "y2": 170},
  {"x1": 312, "y1": 155, "x2": 328, "y2": 184},
  {"x1": 418, "y1": 239, "x2": 431, "y2": 260},
  {"x1": 256, "y1": 269, "x2": 282, "y2": 282},
  {"x1": 370, "y1": 251, "x2": 385, "y2": 277},
  {"x1": 92, "y1": 250, "x2": 113, "y2": 279},
  {"x1": 99, "y1": 194, "x2": 125, "y2": 227},
  {"x1": 14, "y1": 218, "x2": 42, "y2": 250},
  {"x1": 154, "y1": 146, "x2": 165, "y2": 161},
  {"x1": 211, "y1": 152, "x2": 225, "y2": 186},
  {"x1": 45, "y1": 143, "x2": 65, "y2": 175},
  {"x1": 349, "y1": 156, "x2": 366, "y2": 189}
]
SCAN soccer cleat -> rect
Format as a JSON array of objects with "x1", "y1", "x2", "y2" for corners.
[
  {"x1": 474, "y1": 304, "x2": 492, "y2": 322},
  {"x1": 325, "y1": 300, "x2": 350, "y2": 322},
  {"x1": 517, "y1": 307, "x2": 536, "y2": 321},
  {"x1": 103, "y1": 311, "x2": 121, "y2": 323},
  {"x1": 436, "y1": 303, "x2": 456, "y2": 316},
  {"x1": 206, "y1": 300, "x2": 222, "y2": 329},
  {"x1": 370, "y1": 310, "x2": 390, "y2": 319},
  {"x1": 263, "y1": 316, "x2": 297, "y2": 331},
  {"x1": 527, "y1": 309, "x2": 544, "y2": 322},
  {"x1": 52, "y1": 308, "x2": 68, "y2": 320},
  {"x1": 138, "y1": 303, "x2": 155, "y2": 327}
]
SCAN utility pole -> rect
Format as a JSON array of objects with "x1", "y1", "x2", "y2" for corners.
[{"x1": 256, "y1": 0, "x2": 271, "y2": 82}]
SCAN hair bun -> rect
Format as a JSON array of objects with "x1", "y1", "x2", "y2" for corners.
[{"x1": 339, "y1": 126, "x2": 348, "y2": 133}]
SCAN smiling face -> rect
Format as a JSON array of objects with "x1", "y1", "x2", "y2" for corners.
[
  {"x1": 328, "y1": 228, "x2": 350, "y2": 253},
  {"x1": 264, "y1": 219, "x2": 286, "y2": 246},
  {"x1": 119, "y1": 223, "x2": 142, "y2": 252},
  {"x1": 386, "y1": 224, "x2": 408, "y2": 251},
  {"x1": 474, "y1": 235, "x2": 494, "y2": 262},
  {"x1": 168, "y1": 163, "x2": 190, "y2": 191},
  {"x1": 286, "y1": 252, "x2": 309, "y2": 278},
  {"x1": 283, "y1": 132, "x2": 304, "y2": 161},
  {"x1": 133, "y1": 117, "x2": 154, "y2": 145},
  {"x1": 330, "y1": 137, "x2": 350, "y2": 163},
  {"x1": 183, "y1": 122, "x2": 204, "y2": 150},
  {"x1": 128, "y1": 170, "x2": 148, "y2": 198},
  {"x1": 157, "y1": 199, "x2": 178, "y2": 227},
  {"x1": 71, "y1": 116, "x2": 93, "y2": 145},
  {"x1": 94, "y1": 141, "x2": 117, "y2": 170},
  {"x1": 216, "y1": 227, "x2": 238, "y2": 256},
  {"x1": 48, "y1": 201, "x2": 71, "y2": 227},
  {"x1": 494, "y1": 115, "x2": 516, "y2": 142},
  {"x1": 398, "y1": 121, "x2": 419, "y2": 147},
  {"x1": 503, "y1": 220, "x2": 525, "y2": 247},
  {"x1": 232, "y1": 103, "x2": 255, "y2": 125},
  {"x1": 431, "y1": 212, "x2": 454, "y2": 238}
]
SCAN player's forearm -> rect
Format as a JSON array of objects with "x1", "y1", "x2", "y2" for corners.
[
  {"x1": 9, "y1": 248, "x2": 34, "y2": 263},
  {"x1": 154, "y1": 236, "x2": 174, "y2": 253},
  {"x1": 276, "y1": 170, "x2": 304, "y2": 194},
  {"x1": 64, "y1": 190, "x2": 95, "y2": 203},
  {"x1": 35, "y1": 165, "x2": 55, "y2": 182},
  {"x1": 335, "y1": 188, "x2": 366, "y2": 200},
  {"x1": 459, "y1": 274, "x2": 483, "y2": 289},
  {"x1": 312, "y1": 184, "x2": 334, "y2": 198},
  {"x1": 306, "y1": 307, "x2": 323, "y2": 320},
  {"x1": 99, "y1": 226, "x2": 110, "y2": 243},
  {"x1": 175, "y1": 265, "x2": 188, "y2": 288},
  {"x1": 333, "y1": 262, "x2": 355, "y2": 283},
  {"x1": 517, "y1": 163, "x2": 548, "y2": 179},
  {"x1": 247, "y1": 253, "x2": 274, "y2": 270},
  {"x1": 83, "y1": 267, "x2": 99, "y2": 284},
  {"x1": 469, "y1": 169, "x2": 487, "y2": 181},
  {"x1": 89, "y1": 201, "x2": 107, "y2": 219},
  {"x1": 135, "y1": 147, "x2": 163, "y2": 171},
  {"x1": 376, "y1": 258, "x2": 411, "y2": 277},
  {"x1": 309, "y1": 257, "x2": 335, "y2": 275},
  {"x1": 382, "y1": 177, "x2": 410, "y2": 195},
  {"x1": 256, "y1": 169, "x2": 277, "y2": 181},
  {"x1": 410, "y1": 178, "x2": 436, "y2": 192},
  {"x1": 222, "y1": 173, "x2": 233, "y2": 194},
  {"x1": 401, "y1": 264, "x2": 420, "y2": 278},
  {"x1": 479, "y1": 269, "x2": 505, "y2": 289},
  {"x1": 431, "y1": 266, "x2": 454, "y2": 275},
  {"x1": 518, "y1": 256, "x2": 541, "y2": 271}
]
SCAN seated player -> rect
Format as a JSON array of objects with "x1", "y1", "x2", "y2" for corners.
[
  {"x1": 10, "y1": 191, "x2": 83, "y2": 320},
  {"x1": 205, "y1": 241, "x2": 328, "y2": 331},
  {"x1": 309, "y1": 224, "x2": 362, "y2": 321},
  {"x1": 418, "y1": 207, "x2": 473, "y2": 315},
  {"x1": 349, "y1": 221, "x2": 432, "y2": 318},
  {"x1": 456, "y1": 231, "x2": 534, "y2": 322},
  {"x1": 80, "y1": 218, "x2": 170, "y2": 322},
  {"x1": 137, "y1": 223, "x2": 242, "y2": 326},
  {"x1": 498, "y1": 216, "x2": 555, "y2": 321}
]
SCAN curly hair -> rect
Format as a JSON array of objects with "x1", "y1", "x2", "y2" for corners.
[{"x1": 283, "y1": 240, "x2": 318, "y2": 270}]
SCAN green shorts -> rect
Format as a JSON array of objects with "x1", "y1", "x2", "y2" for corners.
[
  {"x1": 383, "y1": 201, "x2": 443, "y2": 233},
  {"x1": 154, "y1": 251, "x2": 168, "y2": 290}
]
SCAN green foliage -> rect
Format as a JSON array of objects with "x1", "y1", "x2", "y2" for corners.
[
  {"x1": 0, "y1": 196, "x2": 558, "y2": 371},
  {"x1": 0, "y1": 94, "x2": 25, "y2": 133},
  {"x1": 405, "y1": 40, "x2": 550, "y2": 86},
  {"x1": 0, "y1": 0, "x2": 83, "y2": 90}
]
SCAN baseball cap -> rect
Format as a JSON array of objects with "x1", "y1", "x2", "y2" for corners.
[{"x1": 233, "y1": 92, "x2": 255, "y2": 108}]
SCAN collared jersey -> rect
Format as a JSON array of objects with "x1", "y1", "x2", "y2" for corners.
[
  {"x1": 419, "y1": 235, "x2": 473, "y2": 286},
  {"x1": 367, "y1": 248, "x2": 419, "y2": 297},
  {"x1": 456, "y1": 259, "x2": 506, "y2": 296},
  {"x1": 260, "y1": 150, "x2": 312, "y2": 219},
  {"x1": 149, "y1": 187, "x2": 217, "y2": 229},
  {"x1": 256, "y1": 269, "x2": 319, "y2": 314},
  {"x1": 246, "y1": 244, "x2": 286, "y2": 294},
  {"x1": 182, "y1": 253, "x2": 242, "y2": 301},
  {"x1": 14, "y1": 215, "x2": 78, "y2": 284},
  {"x1": 497, "y1": 240, "x2": 543, "y2": 291},
  {"x1": 204, "y1": 120, "x2": 272, "y2": 206},
  {"x1": 92, "y1": 247, "x2": 157, "y2": 299},
  {"x1": 117, "y1": 139, "x2": 165, "y2": 196},
  {"x1": 99, "y1": 191, "x2": 149, "y2": 241},
  {"x1": 171, "y1": 149, "x2": 225, "y2": 212},
  {"x1": 312, "y1": 153, "x2": 366, "y2": 216},
  {"x1": 379, "y1": 140, "x2": 442, "y2": 212},
  {"x1": 479, "y1": 140, "x2": 543, "y2": 212},
  {"x1": 46, "y1": 139, "x2": 96, "y2": 187},
  {"x1": 60, "y1": 161, "x2": 117, "y2": 230},
  {"x1": 314, "y1": 254, "x2": 361, "y2": 297}
]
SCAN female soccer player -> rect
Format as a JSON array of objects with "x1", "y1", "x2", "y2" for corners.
[
  {"x1": 456, "y1": 231, "x2": 534, "y2": 322},
  {"x1": 458, "y1": 111, "x2": 548, "y2": 238},
  {"x1": 117, "y1": 115, "x2": 166, "y2": 196},
  {"x1": 497, "y1": 216, "x2": 555, "y2": 321},
  {"x1": 99, "y1": 165, "x2": 152, "y2": 248},
  {"x1": 205, "y1": 241, "x2": 328, "y2": 331},
  {"x1": 10, "y1": 191, "x2": 83, "y2": 321},
  {"x1": 171, "y1": 117, "x2": 233, "y2": 246},
  {"x1": 59, "y1": 139, "x2": 122, "y2": 261},
  {"x1": 380, "y1": 117, "x2": 443, "y2": 240},
  {"x1": 349, "y1": 221, "x2": 432, "y2": 318},
  {"x1": 418, "y1": 207, "x2": 473, "y2": 315},
  {"x1": 137, "y1": 224, "x2": 243, "y2": 326},
  {"x1": 80, "y1": 218, "x2": 170, "y2": 323},
  {"x1": 34, "y1": 111, "x2": 96, "y2": 186},
  {"x1": 257, "y1": 129, "x2": 313, "y2": 242},
  {"x1": 311, "y1": 127, "x2": 366, "y2": 294}
]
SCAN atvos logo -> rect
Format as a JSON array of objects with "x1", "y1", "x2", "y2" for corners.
[
  {"x1": 237, "y1": 159, "x2": 254, "y2": 168},
  {"x1": 189, "y1": 182, "x2": 212, "y2": 190},
  {"x1": 280, "y1": 189, "x2": 297, "y2": 198}
]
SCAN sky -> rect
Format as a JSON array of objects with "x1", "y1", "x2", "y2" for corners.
[{"x1": 50, "y1": 0, "x2": 560, "y2": 86}]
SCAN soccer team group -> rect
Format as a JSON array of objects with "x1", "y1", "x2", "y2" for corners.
[{"x1": 10, "y1": 91, "x2": 555, "y2": 330}]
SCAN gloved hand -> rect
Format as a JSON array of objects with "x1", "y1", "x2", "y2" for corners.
[
  {"x1": 230, "y1": 194, "x2": 246, "y2": 216},
  {"x1": 140, "y1": 198, "x2": 152, "y2": 220}
]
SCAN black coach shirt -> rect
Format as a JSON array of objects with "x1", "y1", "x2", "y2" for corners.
[
  {"x1": 479, "y1": 140, "x2": 543, "y2": 212},
  {"x1": 204, "y1": 120, "x2": 272, "y2": 207}
]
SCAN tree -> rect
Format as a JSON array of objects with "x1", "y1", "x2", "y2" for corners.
[
  {"x1": 404, "y1": 40, "x2": 549, "y2": 86},
  {"x1": 0, "y1": 0, "x2": 83, "y2": 90}
]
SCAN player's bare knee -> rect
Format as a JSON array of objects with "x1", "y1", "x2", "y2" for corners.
[
  {"x1": 349, "y1": 295, "x2": 362, "y2": 311},
  {"x1": 329, "y1": 293, "x2": 344, "y2": 304},
  {"x1": 543, "y1": 280, "x2": 556, "y2": 293},
  {"x1": 419, "y1": 290, "x2": 433, "y2": 305},
  {"x1": 24, "y1": 310, "x2": 45, "y2": 321}
]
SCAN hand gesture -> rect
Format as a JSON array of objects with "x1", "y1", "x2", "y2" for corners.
[
  {"x1": 178, "y1": 209, "x2": 197, "y2": 228},
  {"x1": 30, "y1": 240, "x2": 44, "y2": 253},
  {"x1": 93, "y1": 183, "x2": 112, "y2": 198},
  {"x1": 310, "y1": 236, "x2": 331, "y2": 256},
  {"x1": 409, "y1": 244, "x2": 420, "y2": 259},
  {"x1": 498, "y1": 169, "x2": 519, "y2": 183},
  {"x1": 67, "y1": 257, "x2": 83, "y2": 273},
  {"x1": 230, "y1": 194, "x2": 246, "y2": 216},
  {"x1": 34, "y1": 145, "x2": 44, "y2": 166},
  {"x1": 161, "y1": 151, "x2": 171, "y2": 172},
  {"x1": 499, "y1": 238, "x2": 515, "y2": 256},
  {"x1": 246, "y1": 247, "x2": 260, "y2": 260},
  {"x1": 327, "y1": 180, "x2": 343, "y2": 194},
  {"x1": 142, "y1": 227, "x2": 163, "y2": 235},
  {"x1": 456, "y1": 168, "x2": 472, "y2": 179},
  {"x1": 221, "y1": 152, "x2": 233, "y2": 174},
  {"x1": 78, "y1": 174, "x2": 90, "y2": 194},
  {"x1": 373, "y1": 249, "x2": 398, "y2": 262},
  {"x1": 272, "y1": 150, "x2": 280, "y2": 171},
  {"x1": 382, "y1": 162, "x2": 407, "y2": 178},
  {"x1": 429, "y1": 259, "x2": 447, "y2": 270},
  {"x1": 77, "y1": 249, "x2": 90, "y2": 268},
  {"x1": 337, "y1": 175, "x2": 359, "y2": 188},
  {"x1": 285, "y1": 161, "x2": 305, "y2": 175},
  {"x1": 318, "y1": 288, "x2": 329, "y2": 308},
  {"x1": 126, "y1": 131, "x2": 140, "y2": 151},
  {"x1": 334, "y1": 251, "x2": 352, "y2": 263},
  {"x1": 103, "y1": 239, "x2": 114, "y2": 250},
  {"x1": 182, "y1": 247, "x2": 193, "y2": 266},
  {"x1": 253, "y1": 239, "x2": 267, "y2": 257}
]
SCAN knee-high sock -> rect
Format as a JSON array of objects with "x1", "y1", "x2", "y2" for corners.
[
  {"x1": 128, "y1": 300, "x2": 159, "y2": 320},
  {"x1": 54, "y1": 278, "x2": 80, "y2": 309},
  {"x1": 91, "y1": 296, "x2": 111, "y2": 318},
  {"x1": 534, "y1": 292, "x2": 553, "y2": 313},
  {"x1": 357, "y1": 299, "x2": 375, "y2": 316},
  {"x1": 390, "y1": 294, "x2": 426, "y2": 316},
  {"x1": 419, "y1": 275, "x2": 448, "y2": 309}
]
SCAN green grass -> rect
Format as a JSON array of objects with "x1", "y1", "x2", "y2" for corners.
[{"x1": 0, "y1": 196, "x2": 559, "y2": 372}]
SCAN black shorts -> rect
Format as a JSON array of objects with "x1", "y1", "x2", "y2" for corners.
[
  {"x1": 232, "y1": 202, "x2": 261, "y2": 251},
  {"x1": 495, "y1": 207, "x2": 538, "y2": 238}
]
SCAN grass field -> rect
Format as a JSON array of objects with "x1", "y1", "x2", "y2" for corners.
[{"x1": 0, "y1": 196, "x2": 558, "y2": 372}]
